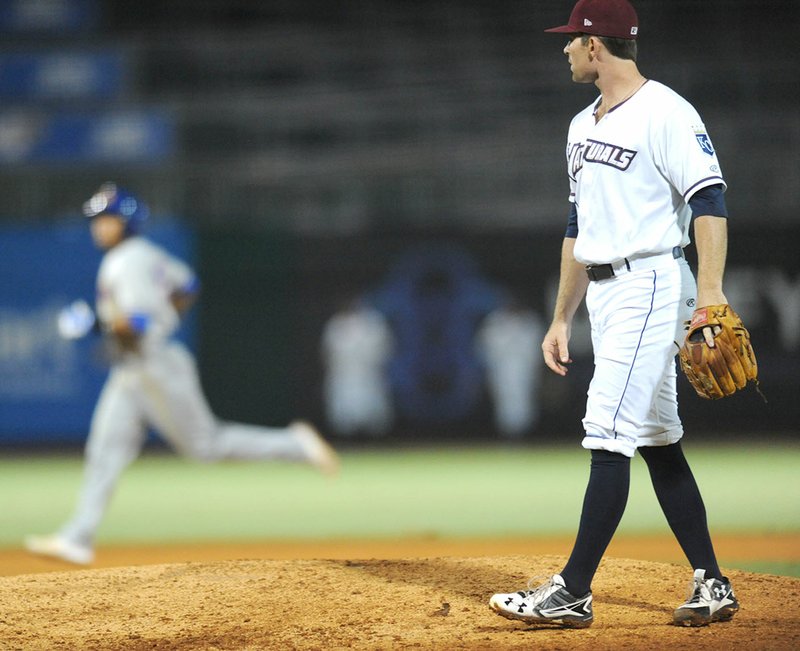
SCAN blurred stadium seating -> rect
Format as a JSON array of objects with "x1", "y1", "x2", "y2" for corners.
[{"x1": 0, "y1": 0, "x2": 796, "y2": 231}]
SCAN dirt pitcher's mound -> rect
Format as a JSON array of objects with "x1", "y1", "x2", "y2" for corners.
[{"x1": 1, "y1": 555, "x2": 797, "y2": 650}]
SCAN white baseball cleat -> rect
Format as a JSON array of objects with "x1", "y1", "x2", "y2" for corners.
[
  {"x1": 489, "y1": 574, "x2": 593, "y2": 628},
  {"x1": 24, "y1": 534, "x2": 94, "y2": 565},
  {"x1": 673, "y1": 568, "x2": 739, "y2": 626},
  {"x1": 291, "y1": 421, "x2": 340, "y2": 476}
]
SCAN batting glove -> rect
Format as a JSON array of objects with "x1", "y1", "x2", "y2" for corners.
[{"x1": 57, "y1": 300, "x2": 96, "y2": 340}]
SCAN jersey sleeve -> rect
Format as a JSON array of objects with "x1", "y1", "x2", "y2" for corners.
[
  {"x1": 566, "y1": 120, "x2": 581, "y2": 204},
  {"x1": 653, "y1": 97, "x2": 726, "y2": 203}
]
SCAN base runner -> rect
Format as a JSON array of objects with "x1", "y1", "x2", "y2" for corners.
[{"x1": 26, "y1": 183, "x2": 338, "y2": 565}]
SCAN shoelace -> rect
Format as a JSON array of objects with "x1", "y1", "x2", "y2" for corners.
[
  {"x1": 517, "y1": 575, "x2": 556, "y2": 599},
  {"x1": 684, "y1": 576, "x2": 713, "y2": 605}
]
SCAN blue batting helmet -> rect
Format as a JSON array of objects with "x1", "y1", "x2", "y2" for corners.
[{"x1": 83, "y1": 182, "x2": 148, "y2": 235}]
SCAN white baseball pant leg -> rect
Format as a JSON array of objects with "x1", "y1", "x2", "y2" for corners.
[
  {"x1": 139, "y1": 342, "x2": 308, "y2": 462},
  {"x1": 59, "y1": 341, "x2": 310, "y2": 547},
  {"x1": 582, "y1": 258, "x2": 696, "y2": 458},
  {"x1": 59, "y1": 368, "x2": 148, "y2": 546}
]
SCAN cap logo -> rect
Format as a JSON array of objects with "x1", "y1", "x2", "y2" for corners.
[
  {"x1": 584, "y1": 18, "x2": 593, "y2": 26},
  {"x1": 631, "y1": 26, "x2": 638, "y2": 35}
]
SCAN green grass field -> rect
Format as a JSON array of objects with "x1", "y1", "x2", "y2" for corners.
[{"x1": 3, "y1": 442, "x2": 799, "y2": 574}]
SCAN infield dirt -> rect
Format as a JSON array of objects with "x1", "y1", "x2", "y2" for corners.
[{"x1": 1, "y1": 548, "x2": 799, "y2": 650}]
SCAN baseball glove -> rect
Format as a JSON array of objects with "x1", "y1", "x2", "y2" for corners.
[{"x1": 678, "y1": 304, "x2": 759, "y2": 400}]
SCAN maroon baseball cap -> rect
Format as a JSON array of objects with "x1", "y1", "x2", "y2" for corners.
[{"x1": 545, "y1": 0, "x2": 639, "y2": 40}]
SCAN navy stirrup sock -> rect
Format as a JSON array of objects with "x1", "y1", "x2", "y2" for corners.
[
  {"x1": 639, "y1": 442, "x2": 722, "y2": 580},
  {"x1": 560, "y1": 449, "x2": 630, "y2": 596}
]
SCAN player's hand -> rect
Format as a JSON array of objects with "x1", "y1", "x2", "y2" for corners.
[
  {"x1": 57, "y1": 300, "x2": 96, "y2": 339},
  {"x1": 695, "y1": 294, "x2": 727, "y2": 348},
  {"x1": 542, "y1": 321, "x2": 572, "y2": 376},
  {"x1": 701, "y1": 324, "x2": 722, "y2": 348}
]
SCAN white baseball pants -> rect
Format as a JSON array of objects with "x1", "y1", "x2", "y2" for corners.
[
  {"x1": 59, "y1": 341, "x2": 308, "y2": 546},
  {"x1": 581, "y1": 255, "x2": 696, "y2": 458}
]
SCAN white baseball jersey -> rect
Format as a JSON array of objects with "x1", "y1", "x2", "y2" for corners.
[
  {"x1": 566, "y1": 80, "x2": 725, "y2": 265},
  {"x1": 95, "y1": 236, "x2": 194, "y2": 352}
]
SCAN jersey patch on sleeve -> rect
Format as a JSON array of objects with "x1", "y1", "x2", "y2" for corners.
[{"x1": 694, "y1": 128, "x2": 715, "y2": 156}]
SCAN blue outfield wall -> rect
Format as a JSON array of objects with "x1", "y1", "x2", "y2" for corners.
[{"x1": 0, "y1": 220, "x2": 195, "y2": 444}]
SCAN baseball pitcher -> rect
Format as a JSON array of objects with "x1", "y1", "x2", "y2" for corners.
[{"x1": 490, "y1": 0, "x2": 747, "y2": 629}]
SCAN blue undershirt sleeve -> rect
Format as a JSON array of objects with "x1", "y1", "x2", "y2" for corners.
[
  {"x1": 688, "y1": 183, "x2": 728, "y2": 219},
  {"x1": 565, "y1": 203, "x2": 579, "y2": 237}
]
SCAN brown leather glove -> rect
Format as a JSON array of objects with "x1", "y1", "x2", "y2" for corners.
[{"x1": 678, "y1": 304, "x2": 759, "y2": 399}]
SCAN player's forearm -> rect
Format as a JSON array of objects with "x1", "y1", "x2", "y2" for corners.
[
  {"x1": 101, "y1": 314, "x2": 144, "y2": 351},
  {"x1": 552, "y1": 237, "x2": 589, "y2": 324},
  {"x1": 693, "y1": 215, "x2": 728, "y2": 306}
]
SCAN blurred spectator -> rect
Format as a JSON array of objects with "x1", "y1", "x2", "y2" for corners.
[
  {"x1": 476, "y1": 298, "x2": 545, "y2": 438},
  {"x1": 321, "y1": 297, "x2": 395, "y2": 437}
]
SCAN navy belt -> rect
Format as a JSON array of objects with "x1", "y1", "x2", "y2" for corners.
[{"x1": 586, "y1": 246, "x2": 684, "y2": 282}]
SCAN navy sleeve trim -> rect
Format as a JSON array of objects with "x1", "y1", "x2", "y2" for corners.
[
  {"x1": 688, "y1": 183, "x2": 728, "y2": 219},
  {"x1": 565, "y1": 203, "x2": 579, "y2": 237},
  {"x1": 683, "y1": 176, "x2": 725, "y2": 202}
]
